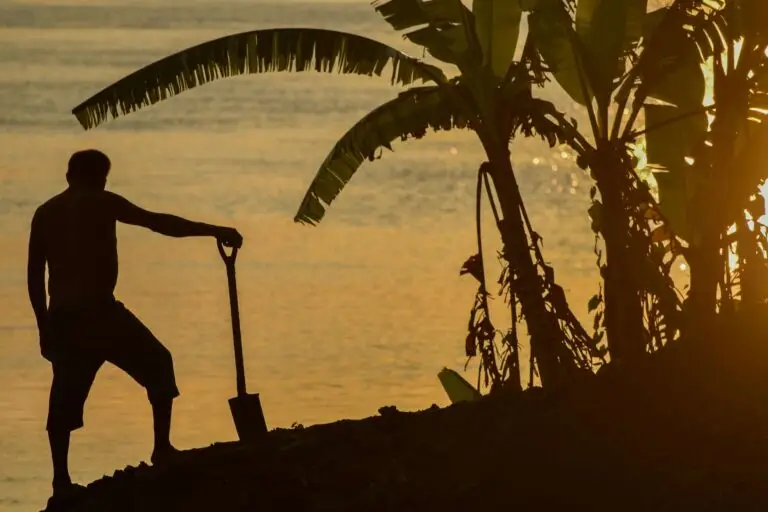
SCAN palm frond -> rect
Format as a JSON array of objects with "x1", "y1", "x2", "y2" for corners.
[
  {"x1": 72, "y1": 28, "x2": 447, "y2": 130},
  {"x1": 295, "y1": 84, "x2": 471, "y2": 225}
]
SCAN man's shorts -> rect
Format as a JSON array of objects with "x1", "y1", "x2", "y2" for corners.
[{"x1": 44, "y1": 298, "x2": 180, "y2": 432}]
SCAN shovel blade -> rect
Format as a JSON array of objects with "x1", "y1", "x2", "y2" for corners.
[{"x1": 228, "y1": 393, "x2": 268, "y2": 442}]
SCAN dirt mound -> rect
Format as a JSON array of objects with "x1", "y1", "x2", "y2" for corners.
[{"x1": 43, "y1": 317, "x2": 768, "y2": 511}]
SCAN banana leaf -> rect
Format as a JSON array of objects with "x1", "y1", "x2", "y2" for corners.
[
  {"x1": 473, "y1": 0, "x2": 524, "y2": 78},
  {"x1": 645, "y1": 105, "x2": 708, "y2": 242},
  {"x1": 575, "y1": 0, "x2": 646, "y2": 106},
  {"x1": 374, "y1": 0, "x2": 477, "y2": 67},
  {"x1": 374, "y1": 0, "x2": 469, "y2": 29},
  {"x1": 295, "y1": 84, "x2": 470, "y2": 225},
  {"x1": 528, "y1": 0, "x2": 593, "y2": 106},
  {"x1": 437, "y1": 367, "x2": 482, "y2": 403},
  {"x1": 72, "y1": 28, "x2": 447, "y2": 130},
  {"x1": 739, "y1": 0, "x2": 768, "y2": 40},
  {"x1": 639, "y1": 4, "x2": 724, "y2": 240}
]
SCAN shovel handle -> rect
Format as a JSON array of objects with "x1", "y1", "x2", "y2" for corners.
[
  {"x1": 217, "y1": 239, "x2": 239, "y2": 266},
  {"x1": 217, "y1": 239, "x2": 247, "y2": 397}
]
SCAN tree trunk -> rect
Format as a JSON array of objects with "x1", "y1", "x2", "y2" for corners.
[
  {"x1": 594, "y1": 155, "x2": 647, "y2": 365},
  {"x1": 686, "y1": 229, "x2": 721, "y2": 330},
  {"x1": 686, "y1": 177, "x2": 725, "y2": 334},
  {"x1": 736, "y1": 217, "x2": 764, "y2": 307},
  {"x1": 486, "y1": 153, "x2": 567, "y2": 388}
]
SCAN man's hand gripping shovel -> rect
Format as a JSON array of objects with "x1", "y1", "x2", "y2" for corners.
[{"x1": 217, "y1": 239, "x2": 268, "y2": 442}]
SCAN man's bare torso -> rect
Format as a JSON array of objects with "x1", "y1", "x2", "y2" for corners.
[{"x1": 33, "y1": 188, "x2": 120, "y2": 310}]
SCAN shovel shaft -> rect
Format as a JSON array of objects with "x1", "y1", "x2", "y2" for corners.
[
  {"x1": 226, "y1": 266, "x2": 248, "y2": 397},
  {"x1": 219, "y1": 242, "x2": 248, "y2": 397}
]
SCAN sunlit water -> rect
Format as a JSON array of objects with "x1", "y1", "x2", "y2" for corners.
[{"x1": 0, "y1": 1, "x2": 621, "y2": 509}]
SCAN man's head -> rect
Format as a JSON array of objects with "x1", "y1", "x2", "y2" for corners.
[{"x1": 66, "y1": 149, "x2": 110, "y2": 190}]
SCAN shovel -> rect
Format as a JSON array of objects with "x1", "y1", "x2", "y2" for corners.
[{"x1": 217, "y1": 240, "x2": 268, "y2": 442}]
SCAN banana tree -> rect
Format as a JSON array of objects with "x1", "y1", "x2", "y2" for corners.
[
  {"x1": 71, "y1": 1, "x2": 600, "y2": 390},
  {"x1": 521, "y1": 0, "x2": 727, "y2": 362},
  {"x1": 681, "y1": 0, "x2": 768, "y2": 320}
]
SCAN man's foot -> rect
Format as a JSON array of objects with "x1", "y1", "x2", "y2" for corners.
[
  {"x1": 47, "y1": 482, "x2": 86, "y2": 509},
  {"x1": 150, "y1": 444, "x2": 182, "y2": 466}
]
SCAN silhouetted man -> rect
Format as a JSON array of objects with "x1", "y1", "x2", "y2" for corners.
[{"x1": 27, "y1": 149, "x2": 243, "y2": 502}]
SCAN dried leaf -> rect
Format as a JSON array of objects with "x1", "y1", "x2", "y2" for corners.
[
  {"x1": 587, "y1": 294, "x2": 602, "y2": 313},
  {"x1": 460, "y1": 253, "x2": 485, "y2": 283}
]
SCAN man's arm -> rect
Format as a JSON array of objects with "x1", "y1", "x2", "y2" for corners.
[
  {"x1": 27, "y1": 210, "x2": 47, "y2": 331},
  {"x1": 108, "y1": 192, "x2": 242, "y2": 246}
]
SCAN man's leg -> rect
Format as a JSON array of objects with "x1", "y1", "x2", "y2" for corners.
[
  {"x1": 48, "y1": 430, "x2": 71, "y2": 491},
  {"x1": 105, "y1": 302, "x2": 181, "y2": 463},
  {"x1": 47, "y1": 356, "x2": 100, "y2": 496},
  {"x1": 150, "y1": 396, "x2": 176, "y2": 460}
]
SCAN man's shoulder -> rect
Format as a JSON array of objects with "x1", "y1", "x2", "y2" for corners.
[
  {"x1": 102, "y1": 190, "x2": 128, "y2": 203},
  {"x1": 34, "y1": 190, "x2": 125, "y2": 220},
  {"x1": 102, "y1": 190, "x2": 134, "y2": 213},
  {"x1": 33, "y1": 193, "x2": 63, "y2": 221}
]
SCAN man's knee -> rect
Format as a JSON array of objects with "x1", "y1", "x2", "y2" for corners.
[
  {"x1": 146, "y1": 345, "x2": 180, "y2": 403},
  {"x1": 153, "y1": 344, "x2": 174, "y2": 372},
  {"x1": 47, "y1": 389, "x2": 87, "y2": 433},
  {"x1": 46, "y1": 415, "x2": 85, "y2": 433},
  {"x1": 47, "y1": 360, "x2": 98, "y2": 433}
]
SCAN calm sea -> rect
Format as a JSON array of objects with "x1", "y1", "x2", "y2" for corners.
[{"x1": 0, "y1": 0, "x2": 610, "y2": 509}]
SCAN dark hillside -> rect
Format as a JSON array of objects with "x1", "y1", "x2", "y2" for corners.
[{"x1": 45, "y1": 311, "x2": 768, "y2": 511}]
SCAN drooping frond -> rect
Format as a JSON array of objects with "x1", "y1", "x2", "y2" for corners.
[
  {"x1": 294, "y1": 83, "x2": 471, "y2": 225},
  {"x1": 71, "y1": 28, "x2": 447, "y2": 130}
]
